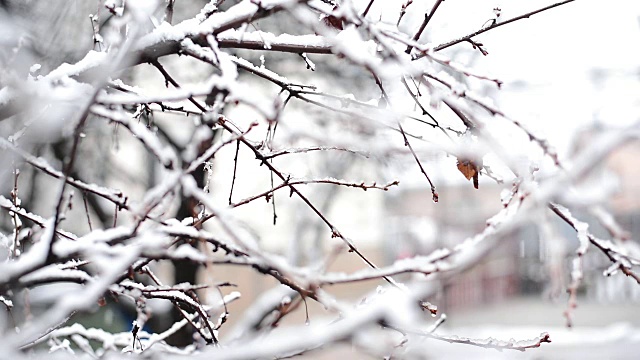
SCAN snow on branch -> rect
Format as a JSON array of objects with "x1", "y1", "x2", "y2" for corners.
[
  {"x1": 0, "y1": 139, "x2": 128, "y2": 209},
  {"x1": 414, "y1": 330, "x2": 551, "y2": 352},
  {"x1": 0, "y1": 0, "x2": 635, "y2": 358}
]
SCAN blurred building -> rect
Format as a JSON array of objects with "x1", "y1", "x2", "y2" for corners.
[
  {"x1": 383, "y1": 124, "x2": 640, "y2": 312},
  {"x1": 567, "y1": 125, "x2": 640, "y2": 303},
  {"x1": 384, "y1": 176, "x2": 519, "y2": 312}
]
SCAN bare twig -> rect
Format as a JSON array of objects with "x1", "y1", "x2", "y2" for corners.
[
  {"x1": 262, "y1": 146, "x2": 370, "y2": 160},
  {"x1": 362, "y1": 0, "x2": 375, "y2": 18},
  {"x1": 0, "y1": 139, "x2": 128, "y2": 209},
  {"x1": 47, "y1": 94, "x2": 97, "y2": 263},
  {"x1": 405, "y1": 0, "x2": 444, "y2": 54},
  {"x1": 228, "y1": 140, "x2": 240, "y2": 205},
  {"x1": 397, "y1": 122, "x2": 438, "y2": 202},
  {"x1": 165, "y1": 0, "x2": 176, "y2": 24},
  {"x1": 415, "y1": 0, "x2": 576, "y2": 56},
  {"x1": 405, "y1": 327, "x2": 552, "y2": 352},
  {"x1": 231, "y1": 178, "x2": 399, "y2": 208}
]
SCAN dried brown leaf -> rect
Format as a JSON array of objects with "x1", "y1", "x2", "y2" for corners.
[{"x1": 456, "y1": 159, "x2": 480, "y2": 189}]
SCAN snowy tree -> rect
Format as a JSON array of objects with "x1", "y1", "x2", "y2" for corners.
[{"x1": 0, "y1": 0, "x2": 639, "y2": 358}]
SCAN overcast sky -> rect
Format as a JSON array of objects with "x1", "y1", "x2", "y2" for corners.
[{"x1": 361, "y1": 0, "x2": 640, "y2": 158}]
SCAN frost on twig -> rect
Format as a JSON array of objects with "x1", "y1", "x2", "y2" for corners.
[
  {"x1": 431, "y1": 332, "x2": 551, "y2": 352},
  {"x1": 0, "y1": 0, "x2": 633, "y2": 358}
]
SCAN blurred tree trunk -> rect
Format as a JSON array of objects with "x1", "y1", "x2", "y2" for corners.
[{"x1": 166, "y1": 129, "x2": 215, "y2": 347}]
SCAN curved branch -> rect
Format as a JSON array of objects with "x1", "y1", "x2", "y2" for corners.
[{"x1": 413, "y1": 0, "x2": 576, "y2": 59}]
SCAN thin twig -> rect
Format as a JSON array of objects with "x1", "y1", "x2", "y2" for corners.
[
  {"x1": 397, "y1": 122, "x2": 438, "y2": 202},
  {"x1": 82, "y1": 193, "x2": 93, "y2": 231},
  {"x1": 362, "y1": 0, "x2": 375, "y2": 18},
  {"x1": 397, "y1": 0, "x2": 414, "y2": 26},
  {"x1": 270, "y1": 167, "x2": 277, "y2": 225},
  {"x1": 47, "y1": 93, "x2": 97, "y2": 263},
  {"x1": 263, "y1": 146, "x2": 370, "y2": 160},
  {"x1": 405, "y1": 0, "x2": 444, "y2": 54},
  {"x1": 228, "y1": 140, "x2": 240, "y2": 205},
  {"x1": 166, "y1": 0, "x2": 176, "y2": 24},
  {"x1": 0, "y1": 139, "x2": 128, "y2": 210},
  {"x1": 415, "y1": 0, "x2": 576, "y2": 56},
  {"x1": 396, "y1": 325, "x2": 551, "y2": 352},
  {"x1": 175, "y1": 43, "x2": 412, "y2": 285},
  {"x1": 231, "y1": 179, "x2": 399, "y2": 208}
]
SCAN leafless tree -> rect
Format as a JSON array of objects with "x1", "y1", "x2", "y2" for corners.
[{"x1": 0, "y1": 0, "x2": 638, "y2": 358}]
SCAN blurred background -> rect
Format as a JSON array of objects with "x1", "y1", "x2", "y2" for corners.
[{"x1": 1, "y1": 0, "x2": 639, "y2": 358}]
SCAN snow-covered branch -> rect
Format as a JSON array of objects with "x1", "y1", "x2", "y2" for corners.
[{"x1": 0, "y1": 0, "x2": 636, "y2": 358}]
